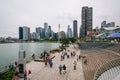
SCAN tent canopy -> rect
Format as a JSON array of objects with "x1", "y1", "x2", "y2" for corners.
[{"x1": 108, "y1": 32, "x2": 120, "y2": 38}]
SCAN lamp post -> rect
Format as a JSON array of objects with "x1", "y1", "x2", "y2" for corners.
[{"x1": 58, "y1": 24, "x2": 60, "y2": 50}]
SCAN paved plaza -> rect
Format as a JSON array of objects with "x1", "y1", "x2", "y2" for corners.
[{"x1": 24, "y1": 44, "x2": 84, "y2": 80}]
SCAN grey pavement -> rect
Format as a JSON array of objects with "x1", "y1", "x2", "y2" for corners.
[{"x1": 23, "y1": 44, "x2": 84, "y2": 80}]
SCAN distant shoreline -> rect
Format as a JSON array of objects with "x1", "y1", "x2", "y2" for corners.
[{"x1": 0, "y1": 41, "x2": 59, "y2": 44}]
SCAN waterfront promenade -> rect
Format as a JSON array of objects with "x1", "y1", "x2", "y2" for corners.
[{"x1": 22, "y1": 44, "x2": 84, "y2": 80}]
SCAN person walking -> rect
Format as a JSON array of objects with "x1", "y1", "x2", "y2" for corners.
[
  {"x1": 61, "y1": 54, "x2": 63, "y2": 61},
  {"x1": 63, "y1": 64, "x2": 66, "y2": 74},
  {"x1": 28, "y1": 70, "x2": 31, "y2": 80},
  {"x1": 49, "y1": 60, "x2": 53, "y2": 68},
  {"x1": 73, "y1": 60, "x2": 77, "y2": 70},
  {"x1": 24, "y1": 70, "x2": 27, "y2": 80},
  {"x1": 45, "y1": 59, "x2": 48, "y2": 67},
  {"x1": 59, "y1": 64, "x2": 63, "y2": 75}
]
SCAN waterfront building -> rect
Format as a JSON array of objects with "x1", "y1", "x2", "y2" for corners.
[
  {"x1": 48, "y1": 25, "x2": 52, "y2": 38},
  {"x1": 41, "y1": 28, "x2": 46, "y2": 39},
  {"x1": 73, "y1": 20, "x2": 78, "y2": 38},
  {"x1": 106, "y1": 22, "x2": 115, "y2": 27},
  {"x1": 98, "y1": 26, "x2": 120, "y2": 38},
  {"x1": 36, "y1": 27, "x2": 43, "y2": 39},
  {"x1": 23, "y1": 26, "x2": 30, "y2": 40},
  {"x1": 44, "y1": 22, "x2": 49, "y2": 39},
  {"x1": 19, "y1": 27, "x2": 23, "y2": 40},
  {"x1": 67, "y1": 25, "x2": 72, "y2": 38},
  {"x1": 19, "y1": 26, "x2": 30, "y2": 40},
  {"x1": 59, "y1": 31, "x2": 66, "y2": 39},
  {"x1": 101, "y1": 21, "x2": 107, "y2": 28},
  {"x1": 80, "y1": 6, "x2": 93, "y2": 37}
]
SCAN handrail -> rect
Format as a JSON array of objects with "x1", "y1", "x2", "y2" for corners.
[{"x1": 93, "y1": 58, "x2": 120, "y2": 80}]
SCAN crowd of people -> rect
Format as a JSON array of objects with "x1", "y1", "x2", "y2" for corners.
[{"x1": 11, "y1": 44, "x2": 88, "y2": 80}]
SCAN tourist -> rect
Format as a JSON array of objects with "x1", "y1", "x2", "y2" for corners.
[
  {"x1": 61, "y1": 54, "x2": 63, "y2": 61},
  {"x1": 49, "y1": 60, "x2": 53, "y2": 68},
  {"x1": 24, "y1": 70, "x2": 27, "y2": 80},
  {"x1": 84, "y1": 59, "x2": 88, "y2": 65},
  {"x1": 73, "y1": 60, "x2": 77, "y2": 70},
  {"x1": 59, "y1": 64, "x2": 63, "y2": 75},
  {"x1": 14, "y1": 61, "x2": 18, "y2": 67},
  {"x1": 40, "y1": 53, "x2": 43, "y2": 59},
  {"x1": 28, "y1": 70, "x2": 31, "y2": 80},
  {"x1": 67, "y1": 50, "x2": 70, "y2": 59},
  {"x1": 45, "y1": 59, "x2": 48, "y2": 67},
  {"x1": 71, "y1": 52, "x2": 73, "y2": 57},
  {"x1": 77, "y1": 55, "x2": 79, "y2": 61},
  {"x1": 32, "y1": 54, "x2": 35, "y2": 60},
  {"x1": 63, "y1": 64, "x2": 66, "y2": 74},
  {"x1": 79, "y1": 55, "x2": 81, "y2": 60}
]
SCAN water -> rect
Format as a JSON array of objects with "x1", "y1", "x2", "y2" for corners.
[{"x1": 0, "y1": 42, "x2": 59, "y2": 67}]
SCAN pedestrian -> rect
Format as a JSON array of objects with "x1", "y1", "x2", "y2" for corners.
[
  {"x1": 71, "y1": 52, "x2": 73, "y2": 57},
  {"x1": 84, "y1": 59, "x2": 87, "y2": 65},
  {"x1": 61, "y1": 55, "x2": 63, "y2": 61},
  {"x1": 49, "y1": 60, "x2": 53, "y2": 68},
  {"x1": 67, "y1": 50, "x2": 70, "y2": 59},
  {"x1": 77, "y1": 55, "x2": 79, "y2": 61},
  {"x1": 40, "y1": 53, "x2": 43, "y2": 59},
  {"x1": 45, "y1": 59, "x2": 48, "y2": 66},
  {"x1": 59, "y1": 64, "x2": 63, "y2": 74},
  {"x1": 63, "y1": 64, "x2": 66, "y2": 74},
  {"x1": 24, "y1": 70, "x2": 27, "y2": 80},
  {"x1": 14, "y1": 61, "x2": 18, "y2": 67},
  {"x1": 28, "y1": 70, "x2": 31, "y2": 80},
  {"x1": 79, "y1": 55, "x2": 81, "y2": 60},
  {"x1": 32, "y1": 54, "x2": 35, "y2": 60},
  {"x1": 73, "y1": 60, "x2": 77, "y2": 70}
]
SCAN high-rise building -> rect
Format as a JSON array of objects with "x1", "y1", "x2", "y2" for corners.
[
  {"x1": 19, "y1": 26, "x2": 30, "y2": 40},
  {"x1": 44, "y1": 22, "x2": 49, "y2": 39},
  {"x1": 19, "y1": 27, "x2": 23, "y2": 40},
  {"x1": 73, "y1": 20, "x2": 78, "y2": 38},
  {"x1": 59, "y1": 31, "x2": 66, "y2": 39},
  {"x1": 41, "y1": 28, "x2": 46, "y2": 39},
  {"x1": 111, "y1": 22, "x2": 115, "y2": 27},
  {"x1": 22, "y1": 26, "x2": 30, "y2": 40},
  {"x1": 67, "y1": 25, "x2": 72, "y2": 38},
  {"x1": 48, "y1": 26, "x2": 52, "y2": 38},
  {"x1": 101, "y1": 21, "x2": 106, "y2": 28},
  {"x1": 36, "y1": 27, "x2": 43, "y2": 39},
  {"x1": 81, "y1": 6, "x2": 93, "y2": 37}
]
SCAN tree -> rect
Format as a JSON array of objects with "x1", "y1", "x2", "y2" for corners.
[{"x1": 60, "y1": 38, "x2": 69, "y2": 46}]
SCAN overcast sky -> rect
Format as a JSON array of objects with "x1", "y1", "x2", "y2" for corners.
[{"x1": 0, "y1": 0, "x2": 120, "y2": 37}]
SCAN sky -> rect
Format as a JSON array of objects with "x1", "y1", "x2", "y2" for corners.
[{"x1": 0, "y1": 0, "x2": 120, "y2": 38}]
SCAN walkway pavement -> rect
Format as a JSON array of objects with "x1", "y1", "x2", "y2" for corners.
[{"x1": 24, "y1": 44, "x2": 84, "y2": 80}]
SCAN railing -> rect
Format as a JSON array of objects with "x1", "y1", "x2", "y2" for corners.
[{"x1": 93, "y1": 58, "x2": 120, "y2": 80}]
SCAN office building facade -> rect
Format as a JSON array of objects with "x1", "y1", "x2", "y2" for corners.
[
  {"x1": 67, "y1": 25, "x2": 72, "y2": 38},
  {"x1": 19, "y1": 26, "x2": 30, "y2": 40},
  {"x1": 81, "y1": 6, "x2": 93, "y2": 37},
  {"x1": 73, "y1": 20, "x2": 78, "y2": 38}
]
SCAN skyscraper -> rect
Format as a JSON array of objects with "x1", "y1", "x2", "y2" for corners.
[
  {"x1": 19, "y1": 27, "x2": 23, "y2": 40},
  {"x1": 48, "y1": 26, "x2": 52, "y2": 38},
  {"x1": 22, "y1": 26, "x2": 30, "y2": 40},
  {"x1": 44, "y1": 22, "x2": 48, "y2": 39},
  {"x1": 81, "y1": 6, "x2": 93, "y2": 37},
  {"x1": 19, "y1": 26, "x2": 30, "y2": 40},
  {"x1": 67, "y1": 25, "x2": 72, "y2": 38},
  {"x1": 101, "y1": 21, "x2": 106, "y2": 28},
  {"x1": 73, "y1": 20, "x2": 78, "y2": 38}
]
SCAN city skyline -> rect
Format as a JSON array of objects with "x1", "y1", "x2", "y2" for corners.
[{"x1": 0, "y1": 0, "x2": 120, "y2": 37}]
